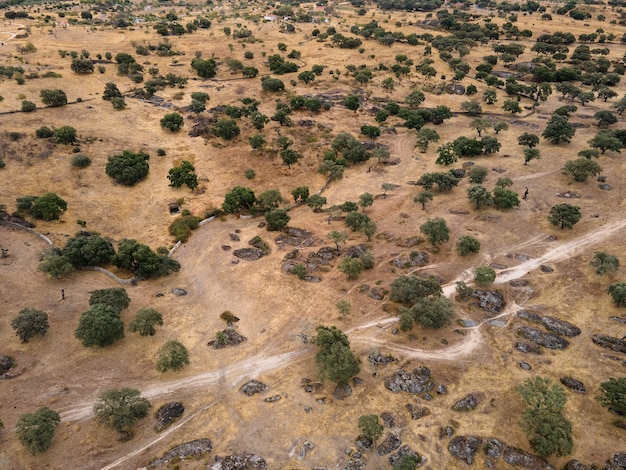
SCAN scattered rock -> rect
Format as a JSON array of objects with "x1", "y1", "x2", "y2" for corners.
[
  {"x1": 233, "y1": 247, "x2": 266, "y2": 261},
  {"x1": 264, "y1": 395, "x2": 281, "y2": 403},
  {"x1": 489, "y1": 263, "x2": 508, "y2": 270},
  {"x1": 509, "y1": 280, "x2": 530, "y2": 287},
  {"x1": 389, "y1": 445, "x2": 422, "y2": 467},
  {"x1": 368, "y1": 351, "x2": 395, "y2": 367},
  {"x1": 341, "y1": 458, "x2": 365, "y2": 470},
  {"x1": 560, "y1": 377, "x2": 586, "y2": 393},
  {"x1": 436, "y1": 384, "x2": 448, "y2": 394},
  {"x1": 517, "y1": 326, "x2": 570, "y2": 349},
  {"x1": 172, "y1": 288, "x2": 187, "y2": 296},
  {"x1": 406, "y1": 404, "x2": 431, "y2": 420},
  {"x1": 221, "y1": 245, "x2": 231, "y2": 251},
  {"x1": 610, "y1": 316, "x2": 626, "y2": 325},
  {"x1": 540, "y1": 265, "x2": 554, "y2": 273},
  {"x1": 598, "y1": 183, "x2": 612, "y2": 191},
  {"x1": 367, "y1": 287, "x2": 388, "y2": 301},
  {"x1": 483, "y1": 438, "x2": 505, "y2": 458},
  {"x1": 492, "y1": 167, "x2": 506, "y2": 173},
  {"x1": 519, "y1": 362, "x2": 532, "y2": 370},
  {"x1": 148, "y1": 438, "x2": 212, "y2": 468},
  {"x1": 333, "y1": 384, "x2": 352, "y2": 399},
  {"x1": 384, "y1": 367, "x2": 432, "y2": 394},
  {"x1": 377, "y1": 433, "x2": 402, "y2": 455},
  {"x1": 517, "y1": 310, "x2": 543, "y2": 323},
  {"x1": 208, "y1": 327, "x2": 247, "y2": 349},
  {"x1": 210, "y1": 453, "x2": 267, "y2": 470},
  {"x1": 452, "y1": 393, "x2": 480, "y2": 412},
  {"x1": 154, "y1": 402, "x2": 185, "y2": 432},
  {"x1": 472, "y1": 290, "x2": 506, "y2": 314},
  {"x1": 448, "y1": 209, "x2": 470, "y2": 215},
  {"x1": 541, "y1": 316, "x2": 581, "y2": 337},
  {"x1": 516, "y1": 342, "x2": 541, "y2": 354},
  {"x1": 240, "y1": 380, "x2": 267, "y2": 396},
  {"x1": 507, "y1": 253, "x2": 530, "y2": 261},
  {"x1": 380, "y1": 412, "x2": 395, "y2": 428},
  {"x1": 557, "y1": 191, "x2": 580, "y2": 198},
  {"x1": 564, "y1": 460, "x2": 593, "y2": 470},
  {"x1": 503, "y1": 446, "x2": 555, "y2": 469},
  {"x1": 303, "y1": 405, "x2": 312, "y2": 413},
  {"x1": 591, "y1": 334, "x2": 626, "y2": 354},
  {"x1": 450, "y1": 169, "x2": 466, "y2": 178},
  {"x1": 229, "y1": 233, "x2": 240, "y2": 241},
  {"x1": 346, "y1": 244, "x2": 367, "y2": 258},
  {"x1": 301, "y1": 378, "x2": 322, "y2": 393},
  {"x1": 448, "y1": 436, "x2": 482, "y2": 465},
  {"x1": 0, "y1": 356, "x2": 14, "y2": 374},
  {"x1": 440, "y1": 425, "x2": 455, "y2": 439},
  {"x1": 399, "y1": 236, "x2": 423, "y2": 247}
]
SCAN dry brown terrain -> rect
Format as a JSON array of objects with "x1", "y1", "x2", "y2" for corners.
[{"x1": 0, "y1": 1, "x2": 625, "y2": 469}]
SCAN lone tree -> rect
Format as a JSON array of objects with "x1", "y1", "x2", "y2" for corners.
[
  {"x1": 542, "y1": 115, "x2": 575, "y2": 144},
  {"x1": 517, "y1": 376, "x2": 573, "y2": 457},
  {"x1": 106, "y1": 150, "x2": 150, "y2": 186},
  {"x1": 548, "y1": 203, "x2": 581, "y2": 229},
  {"x1": 523, "y1": 148, "x2": 541, "y2": 165},
  {"x1": 89, "y1": 288, "x2": 130, "y2": 311},
  {"x1": 54, "y1": 126, "x2": 77, "y2": 145},
  {"x1": 16, "y1": 407, "x2": 60, "y2": 455},
  {"x1": 103, "y1": 82, "x2": 122, "y2": 101},
  {"x1": 475, "y1": 266, "x2": 496, "y2": 285},
  {"x1": 457, "y1": 236, "x2": 480, "y2": 256},
  {"x1": 29, "y1": 193, "x2": 68, "y2": 221},
  {"x1": 590, "y1": 252, "x2": 620, "y2": 275},
  {"x1": 414, "y1": 190, "x2": 433, "y2": 210},
  {"x1": 399, "y1": 297, "x2": 454, "y2": 331},
  {"x1": 129, "y1": 308, "x2": 163, "y2": 336},
  {"x1": 160, "y1": 112, "x2": 184, "y2": 132},
  {"x1": 75, "y1": 305, "x2": 125, "y2": 347},
  {"x1": 563, "y1": 158, "x2": 602, "y2": 182},
  {"x1": 420, "y1": 218, "x2": 450, "y2": 246},
  {"x1": 222, "y1": 186, "x2": 256, "y2": 214},
  {"x1": 344, "y1": 94, "x2": 360, "y2": 113},
  {"x1": 156, "y1": 340, "x2": 190, "y2": 372},
  {"x1": 213, "y1": 118, "x2": 240, "y2": 140},
  {"x1": 415, "y1": 127, "x2": 439, "y2": 152},
  {"x1": 467, "y1": 185, "x2": 493, "y2": 209},
  {"x1": 328, "y1": 230, "x2": 348, "y2": 250},
  {"x1": 596, "y1": 378, "x2": 626, "y2": 417},
  {"x1": 93, "y1": 388, "x2": 151, "y2": 440},
  {"x1": 264, "y1": 208, "x2": 290, "y2": 231},
  {"x1": 11, "y1": 308, "x2": 49, "y2": 343},
  {"x1": 168, "y1": 160, "x2": 198, "y2": 190},
  {"x1": 40, "y1": 89, "x2": 67, "y2": 107},
  {"x1": 607, "y1": 282, "x2": 626, "y2": 308},
  {"x1": 518, "y1": 133, "x2": 540, "y2": 149},
  {"x1": 358, "y1": 415, "x2": 384, "y2": 442},
  {"x1": 313, "y1": 325, "x2": 360, "y2": 386}
]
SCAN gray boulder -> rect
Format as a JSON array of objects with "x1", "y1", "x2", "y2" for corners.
[
  {"x1": 154, "y1": 402, "x2": 184, "y2": 432},
  {"x1": 148, "y1": 438, "x2": 212, "y2": 467},
  {"x1": 448, "y1": 436, "x2": 482, "y2": 465},
  {"x1": 483, "y1": 438, "x2": 505, "y2": 458},
  {"x1": 0, "y1": 356, "x2": 14, "y2": 374},
  {"x1": 560, "y1": 377, "x2": 586, "y2": 393},
  {"x1": 564, "y1": 460, "x2": 593, "y2": 470},
  {"x1": 233, "y1": 248, "x2": 266, "y2": 261},
  {"x1": 517, "y1": 326, "x2": 570, "y2": 349},
  {"x1": 210, "y1": 453, "x2": 267, "y2": 470},
  {"x1": 609, "y1": 452, "x2": 626, "y2": 468},
  {"x1": 389, "y1": 445, "x2": 422, "y2": 467},
  {"x1": 452, "y1": 393, "x2": 480, "y2": 411},
  {"x1": 503, "y1": 446, "x2": 555, "y2": 469},
  {"x1": 541, "y1": 316, "x2": 581, "y2": 337},
  {"x1": 240, "y1": 380, "x2": 267, "y2": 396},
  {"x1": 592, "y1": 335, "x2": 626, "y2": 354},
  {"x1": 472, "y1": 290, "x2": 506, "y2": 313},
  {"x1": 384, "y1": 367, "x2": 432, "y2": 394},
  {"x1": 377, "y1": 433, "x2": 401, "y2": 455}
]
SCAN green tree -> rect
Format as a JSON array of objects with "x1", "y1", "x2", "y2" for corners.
[
  {"x1": 265, "y1": 208, "x2": 290, "y2": 231},
  {"x1": 542, "y1": 115, "x2": 575, "y2": 144},
  {"x1": 548, "y1": 203, "x2": 581, "y2": 229},
  {"x1": 495, "y1": 177, "x2": 513, "y2": 188},
  {"x1": 468, "y1": 166, "x2": 488, "y2": 184},
  {"x1": 596, "y1": 378, "x2": 626, "y2": 416},
  {"x1": 21, "y1": 100, "x2": 36, "y2": 112},
  {"x1": 563, "y1": 158, "x2": 602, "y2": 182},
  {"x1": 462, "y1": 101, "x2": 483, "y2": 116},
  {"x1": 344, "y1": 94, "x2": 360, "y2": 113},
  {"x1": 492, "y1": 120, "x2": 509, "y2": 134},
  {"x1": 469, "y1": 118, "x2": 489, "y2": 137},
  {"x1": 103, "y1": 82, "x2": 122, "y2": 101},
  {"x1": 40, "y1": 89, "x2": 67, "y2": 107},
  {"x1": 75, "y1": 304, "x2": 124, "y2": 347},
  {"x1": 105, "y1": 150, "x2": 149, "y2": 186},
  {"x1": 71, "y1": 57, "x2": 94, "y2": 74},
  {"x1": 475, "y1": 266, "x2": 496, "y2": 285},
  {"x1": 518, "y1": 133, "x2": 540, "y2": 148},
  {"x1": 306, "y1": 194, "x2": 327, "y2": 212},
  {"x1": 261, "y1": 77, "x2": 285, "y2": 92},
  {"x1": 405, "y1": 90, "x2": 425, "y2": 108},
  {"x1": 11, "y1": 308, "x2": 49, "y2": 343},
  {"x1": 393, "y1": 454, "x2": 421, "y2": 470},
  {"x1": 248, "y1": 133, "x2": 266, "y2": 150},
  {"x1": 435, "y1": 142, "x2": 457, "y2": 166},
  {"x1": 168, "y1": 161, "x2": 198, "y2": 190},
  {"x1": 128, "y1": 308, "x2": 163, "y2": 336},
  {"x1": 30, "y1": 193, "x2": 67, "y2": 221},
  {"x1": 256, "y1": 188, "x2": 284, "y2": 212},
  {"x1": 313, "y1": 325, "x2": 360, "y2": 385},
  {"x1": 16, "y1": 407, "x2": 60, "y2": 455},
  {"x1": 493, "y1": 188, "x2": 520, "y2": 209},
  {"x1": 390, "y1": 275, "x2": 442, "y2": 305},
  {"x1": 415, "y1": 127, "x2": 439, "y2": 152},
  {"x1": 338, "y1": 257, "x2": 364, "y2": 280},
  {"x1": 517, "y1": 377, "x2": 573, "y2": 457},
  {"x1": 291, "y1": 186, "x2": 309, "y2": 203},
  {"x1": 358, "y1": 415, "x2": 384, "y2": 442},
  {"x1": 607, "y1": 282, "x2": 626, "y2": 307},
  {"x1": 524, "y1": 148, "x2": 541, "y2": 165},
  {"x1": 222, "y1": 186, "x2": 256, "y2": 213},
  {"x1": 414, "y1": 190, "x2": 433, "y2": 210},
  {"x1": 588, "y1": 130, "x2": 623, "y2": 154},
  {"x1": 156, "y1": 340, "x2": 190, "y2": 372},
  {"x1": 328, "y1": 230, "x2": 348, "y2": 250},
  {"x1": 93, "y1": 388, "x2": 150, "y2": 440},
  {"x1": 358, "y1": 192, "x2": 374, "y2": 212},
  {"x1": 111, "y1": 239, "x2": 180, "y2": 279},
  {"x1": 457, "y1": 236, "x2": 480, "y2": 256},
  {"x1": 213, "y1": 118, "x2": 240, "y2": 140},
  {"x1": 590, "y1": 252, "x2": 620, "y2": 275},
  {"x1": 191, "y1": 58, "x2": 217, "y2": 78},
  {"x1": 420, "y1": 218, "x2": 450, "y2": 245},
  {"x1": 37, "y1": 249, "x2": 74, "y2": 279},
  {"x1": 594, "y1": 110, "x2": 618, "y2": 127},
  {"x1": 89, "y1": 288, "x2": 130, "y2": 311},
  {"x1": 503, "y1": 99, "x2": 522, "y2": 114},
  {"x1": 400, "y1": 297, "x2": 454, "y2": 330},
  {"x1": 360, "y1": 125, "x2": 380, "y2": 142},
  {"x1": 160, "y1": 112, "x2": 184, "y2": 132},
  {"x1": 483, "y1": 89, "x2": 497, "y2": 105},
  {"x1": 467, "y1": 185, "x2": 494, "y2": 209}
]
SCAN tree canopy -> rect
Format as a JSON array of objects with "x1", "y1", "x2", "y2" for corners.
[
  {"x1": 75, "y1": 304, "x2": 125, "y2": 347},
  {"x1": 313, "y1": 325, "x2": 360, "y2": 386},
  {"x1": 16, "y1": 407, "x2": 60, "y2": 455},
  {"x1": 548, "y1": 204, "x2": 581, "y2": 229},
  {"x1": 93, "y1": 388, "x2": 151, "y2": 440},
  {"x1": 156, "y1": 340, "x2": 190, "y2": 372},
  {"x1": 105, "y1": 151, "x2": 150, "y2": 186},
  {"x1": 11, "y1": 308, "x2": 49, "y2": 343}
]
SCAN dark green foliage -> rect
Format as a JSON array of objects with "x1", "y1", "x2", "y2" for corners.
[
  {"x1": 358, "y1": 415, "x2": 383, "y2": 442},
  {"x1": 111, "y1": 239, "x2": 180, "y2": 279},
  {"x1": 191, "y1": 58, "x2": 216, "y2": 78},
  {"x1": 344, "y1": 94, "x2": 360, "y2": 113},
  {"x1": 264, "y1": 209, "x2": 290, "y2": 231},
  {"x1": 35, "y1": 126, "x2": 54, "y2": 138},
  {"x1": 563, "y1": 158, "x2": 602, "y2": 182},
  {"x1": 467, "y1": 185, "x2": 493, "y2": 209},
  {"x1": 12, "y1": 308, "x2": 49, "y2": 343},
  {"x1": 37, "y1": 249, "x2": 74, "y2": 279},
  {"x1": 30, "y1": 193, "x2": 67, "y2": 221},
  {"x1": 169, "y1": 215, "x2": 202, "y2": 242},
  {"x1": 313, "y1": 325, "x2": 360, "y2": 385},
  {"x1": 455, "y1": 281, "x2": 473, "y2": 301},
  {"x1": 168, "y1": 160, "x2": 198, "y2": 190},
  {"x1": 53, "y1": 126, "x2": 77, "y2": 145},
  {"x1": 590, "y1": 252, "x2": 620, "y2": 275},
  {"x1": 16, "y1": 407, "x2": 60, "y2": 455},
  {"x1": 457, "y1": 236, "x2": 481, "y2": 256},
  {"x1": 420, "y1": 218, "x2": 450, "y2": 245},
  {"x1": 474, "y1": 266, "x2": 496, "y2": 285},
  {"x1": 128, "y1": 308, "x2": 163, "y2": 336},
  {"x1": 156, "y1": 340, "x2": 190, "y2": 372},
  {"x1": 213, "y1": 118, "x2": 240, "y2": 140},
  {"x1": 548, "y1": 203, "x2": 581, "y2": 229},
  {"x1": 517, "y1": 377, "x2": 573, "y2": 457},
  {"x1": 89, "y1": 288, "x2": 130, "y2": 311},
  {"x1": 93, "y1": 388, "x2": 150, "y2": 439},
  {"x1": 103, "y1": 82, "x2": 122, "y2": 101},
  {"x1": 338, "y1": 257, "x2": 364, "y2": 280},
  {"x1": 493, "y1": 188, "x2": 520, "y2": 209},
  {"x1": 416, "y1": 172, "x2": 459, "y2": 192},
  {"x1": 596, "y1": 378, "x2": 626, "y2": 416},
  {"x1": 71, "y1": 58, "x2": 94, "y2": 74},
  {"x1": 160, "y1": 112, "x2": 184, "y2": 132},
  {"x1": 75, "y1": 304, "x2": 124, "y2": 347},
  {"x1": 261, "y1": 77, "x2": 285, "y2": 92},
  {"x1": 331, "y1": 132, "x2": 370, "y2": 164},
  {"x1": 390, "y1": 275, "x2": 442, "y2": 305},
  {"x1": 393, "y1": 454, "x2": 420, "y2": 470},
  {"x1": 21, "y1": 100, "x2": 36, "y2": 112},
  {"x1": 16, "y1": 195, "x2": 38, "y2": 212},
  {"x1": 414, "y1": 190, "x2": 433, "y2": 210},
  {"x1": 291, "y1": 186, "x2": 309, "y2": 203},
  {"x1": 400, "y1": 297, "x2": 455, "y2": 330},
  {"x1": 467, "y1": 166, "x2": 488, "y2": 184},
  {"x1": 40, "y1": 89, "x2": 67, "y2": 107},
  {"x1": 222, "y1": 186, "x2": 256, "y2": 213},
  {"x1": 105, "y1": 150, "x2": 149, "y2": 186},
  {"x1": 542, "y1": 115, "x2": 575, "y2": 144},
  {"x1": 607, "y1": 283, "x2": 626, "y2": 308},
  {"x1": 71, "y1": 154, "x2": 91, "y2": 168},
  {"x1": 306, "y1": 194, "x2": 327, "y2": 211},
  {"x1": 588, "y1": 130, "x2": 623, "y2": 154},
  {"x1": 63, "y1": 234, "x2": 114, "y2": 267}
]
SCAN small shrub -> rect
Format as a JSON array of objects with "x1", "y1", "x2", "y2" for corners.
[
  {"x1": 156, "y1": 340, "x2": 189, "y2": 372},
  {"x1": 9, "y1": 132, "x2": 23, "y2": 141},
  {"x1": 168, "y1": 215, "x2": 202, "y2": 242},
  {"x1": 336, "y1": 300, "x2": 351, "y2": 315},
  {"x1": 288, "y1": 264, "x2": 306, "y2": 279},
  {"x1": 21, "y1": 100, "x2": 36, "y2": 112},
  {"x1": 219, "y1": 310, "x2": 239, "y2": 324},
  {"x1": 157, "y1": 148, "x2": 167, "y2": 156},
  {"x1": 244, "y1": 168, "x2": 256, "y2": 179},
  {"x1": 36, "y1": 126, "x2": 54, "y2": 138},
  {"x1": 71, "y1": 154, "x2": 91, "y2": 168}
]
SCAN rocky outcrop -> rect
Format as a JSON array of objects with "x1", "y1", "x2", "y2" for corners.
[
  {"x1": 406, "y1": 404, "x2": 431, "y2": 420},
  {"x1": 452, "y1": 393, "x2": 480, "y2": 411},
  {"x1": 384, "y1": 367, "x2": 432, "y2": 394},
  {"x1": 239, "y1": 380, "x2": 267, "y2": 396},
  {"x1": 233, "y1": 247, "x2": 267, "y2": 261},
  {"x1": 472, "y1": 290, "x2": 506, "y2": 313},
  {"x1": 541, "y1": 316, "x2": 581, "y2": 337},
  {"x1": 517, "y1": 326, "x2": 570, "y2": 349},
  {"x1": 389, "y1": 445, "x2": 422, "y2": 467},
  {"x1": 148, "y1": 438, "x2": 212, "y2": 467},
  {"x1": 376, "y1": 433, "x2": 401, "y2": 455},
  {"x1": 592, "y1": 335, "x2": 626, "y2": 354},
  {"x1": 209, "y1": 453, "x2": 267, "y2": 470},
  {"x1": 448, "y1": 436, "x2": 482, "y2": 465},
  {"x1": 208, "y1": 327, "x2": 247, "y2": 349},
  {"x1": 564, "y1": 460, "x2": 593, "y2": 470},
  {"x1": 503, "y1": 446, "x2": 555, "y2": 469},
  {"x1": 560, "y1": 377, "x2": 586, "y2": 393},
  {"x1": 154, "y1": 402, "x2": 184, "y2": 432}
]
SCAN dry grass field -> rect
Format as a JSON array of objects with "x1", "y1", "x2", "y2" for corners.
[{"x1": 0, "y1": 0, "x2": 626, "y2": 468}]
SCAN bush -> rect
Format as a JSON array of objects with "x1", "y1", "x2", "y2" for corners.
[
  {"x1": 156, "y1": 340, "x2": 190, "y2": 372},
  {"x1": 75, "y1": 305, "x2": 124, "y2": 347},
  {"x1": 63, "y1": 234, "x2": 114, "y2": 267},
  {"x1": 169, "y1": 215, "x2": 202, "y2": 242},
  {"x1": 11, "y1": 308, "x2": 49, "y2": 343},
  {"x1": 168, "y1": 161, "x2": 198, "y2": 190},
  {"x1": 475, "y1": 266, "x2": 496, "y2": 285},
  {"x1": 358, "y1": 415, "x2": 384, "y2": 442},
  {"x1": 105, "y1": 150, "x2": 150, "y2": 186},
  {"x1": 29, "y1": 193, "x2": 68, "y2": 221},
  {"x1": 35, "y1": 126, "x2": 54, "y2": 138},
  {"x1": 596, "y1": 378, "x2": 626, "y2": 416},
  {"x1": 40, "y1": 89, "x2": 67, "y2": 107},
  {"x1": 89, "y1": 288, "x2": 130, "y2": 311},
  {"x1": 71, "y1": 154, "x2": 91, "y2": 168},
  {"x1": 261, "y1": 77, "x2": 285, "y2": 92},
  {"x1": 457, "y1": 236, "x2": 481, "y2": 256},
  {"x1": 16, "y1": 407, "x2": 60, "y2": 455},
  {"x1": 21, "y1": 100, "x2": 36, "y2": 112}
]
